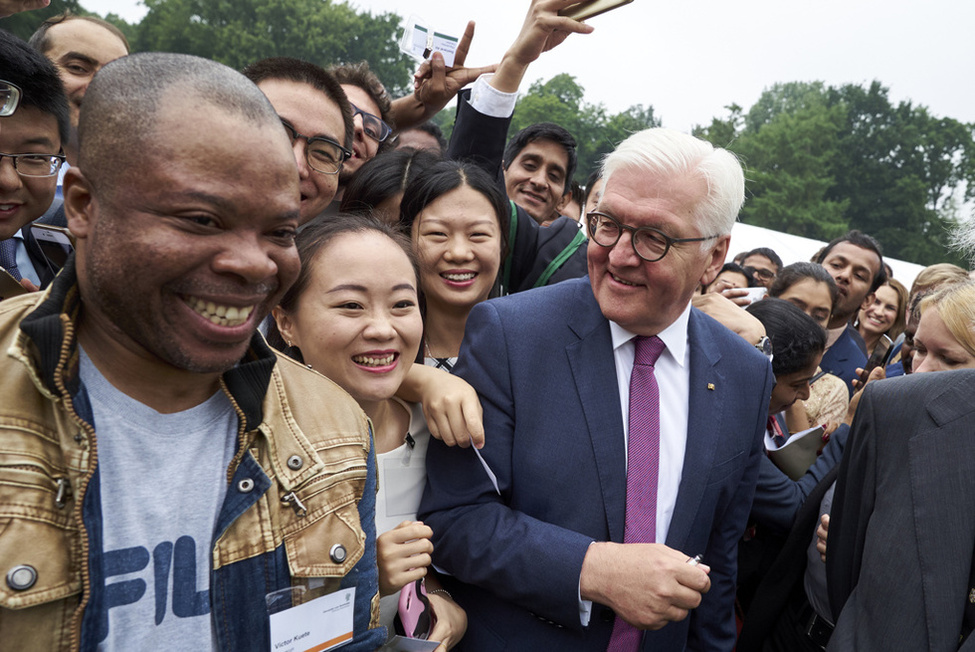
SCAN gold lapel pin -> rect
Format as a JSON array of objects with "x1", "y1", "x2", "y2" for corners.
[{"x1": 707, "y1": 383, "x2": 715, "y2": 391}]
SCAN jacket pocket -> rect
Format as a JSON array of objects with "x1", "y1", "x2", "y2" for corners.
[
  {"x1": 0, "y1": 512, "x2": 81, "y2": 610},
  {"x1": 0, "y1": 423, "x2": 81, "y2": 611},
  {"x1": 283, "y1": 488, "x2": 365, "y2": 579}
]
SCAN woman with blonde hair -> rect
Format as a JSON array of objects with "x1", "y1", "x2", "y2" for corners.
[{"x1": 912, "y1": 279, "x2": 975, "y2": 372}]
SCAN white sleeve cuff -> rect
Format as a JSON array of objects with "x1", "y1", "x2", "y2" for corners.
[
  {"x1": 469, "y1": 74, "x2": 518, "y2": 119},
  {"x1": 579, "y1": 593, "x2": 593, "y2": 627},
  {"x1": 578, "y1": 541, "x2": 595, "y2": 626}
]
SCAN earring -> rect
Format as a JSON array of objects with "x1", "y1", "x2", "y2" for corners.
[{"x1": 286, "y1": 339, "x2": 293, "y2": 348}]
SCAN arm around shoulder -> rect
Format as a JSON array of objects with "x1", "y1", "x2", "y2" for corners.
[{"x1": 418, "y1": 300, "x2": 596, "y2": 627}]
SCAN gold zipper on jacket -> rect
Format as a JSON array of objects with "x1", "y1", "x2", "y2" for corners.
[{"x1": 50, "y1": 313, "x2": 99, "y2": 652}]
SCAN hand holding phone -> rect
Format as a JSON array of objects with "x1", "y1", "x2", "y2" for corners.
[
  {"x1": 397, "y1": 578, "x2": 433, "y2": 640},
  {"x1": 857, "y1": 334, "x2": 894, "y2": 387}
]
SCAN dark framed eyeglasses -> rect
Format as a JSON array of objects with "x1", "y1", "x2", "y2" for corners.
[
  {"x1": 586, "y1": 211, "x2": 719, "y2": 263},
  {"x1": 1, "y1": 80, "x2": 22, "y2": 117},
  {"x1": 280, "y1": 120, "x2": 351, "y2": 175},
  {"x1": 0, "y1": 152, "x2": 67, "y2": 178},
  {"x1": 349, "y1": 102, "x2": 392, "y2": 142},
  {"x1": 743, "y1": 265, "x2": 775, "y2": 281}
]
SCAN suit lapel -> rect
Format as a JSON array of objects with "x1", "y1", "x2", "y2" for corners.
[
  {"x1": 566, "y1": 284, "x2": 627, "y2": 542},
  {"x1": 910, "y1": 380, "x2": 975, "y2": 648},
  {"x1": 666, "y1": 310, "x2": 724, "y2": 549}
]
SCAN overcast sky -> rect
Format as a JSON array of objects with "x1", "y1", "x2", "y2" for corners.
[{"x1": 82, "y1": 0, "x2": 974, "y2": 133}]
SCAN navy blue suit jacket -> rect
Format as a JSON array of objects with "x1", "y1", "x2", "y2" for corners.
[
  {"x1": 820, "y1": 325, "x2": 867, "y2": 398},
  {"x1": 419, "y1": 277, "x2": 774, "y2": 651}
]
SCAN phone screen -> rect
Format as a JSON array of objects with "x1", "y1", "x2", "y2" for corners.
[
  {"x1": 858, "y1": 334, "x2": 894, "y2": 385},
  {"x1": 31, "y1": 225, "x2": 74, "y2": 269}
]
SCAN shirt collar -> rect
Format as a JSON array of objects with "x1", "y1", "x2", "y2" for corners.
[{"x1": 609, "y1": 301, "x2": 692, "y2": 367}]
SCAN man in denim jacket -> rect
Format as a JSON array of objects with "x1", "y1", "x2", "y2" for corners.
[{"x1": 0, "y1": 52, "x2": 383, "y2": 651}]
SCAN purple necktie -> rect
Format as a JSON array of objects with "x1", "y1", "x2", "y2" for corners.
[
  {"x1": 0, "y1": 238, "x2": 21, "y2": 281},
  {"x1": 607, "y1": 335, "x2": 666, "y2": 652}
]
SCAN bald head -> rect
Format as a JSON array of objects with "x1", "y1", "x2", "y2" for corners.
[
  {"x1": 78, "y1": 52, "x2": 286, "y2": 193},
  {"x1": 63, "y1": 53, "x2": 301, "y2": 388}
]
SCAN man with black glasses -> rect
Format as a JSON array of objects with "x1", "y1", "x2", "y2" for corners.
[
  {"x1": 243, "y1": 58, "x2": 354, "y2": 225},
  {"x1": 420, "y1": 127, "x2": 773, "y2": 651},
  {"x1": 0, "y1": 30, "x2": 70, "y2": 293},
  {"x1": 328, "y1": 61, "x2": 395, "y2": 204},
  {"x1": 741, "y1": 247, "x2": 783, "y2": 288}
]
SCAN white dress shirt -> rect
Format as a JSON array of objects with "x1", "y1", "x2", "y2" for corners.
[
  {"x1": 579, "y1": 302, "x2": 693, "y2": 624},
  {"x1": 609, "y1": 303, "x2": 691, "y2": 546}
]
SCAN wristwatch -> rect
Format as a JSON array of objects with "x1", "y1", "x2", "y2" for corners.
[{"x1": 755, "y1": 335, "x2": 773, "y2": 360}]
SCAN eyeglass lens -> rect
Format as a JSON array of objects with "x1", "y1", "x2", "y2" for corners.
[
  {"x1": 281, "y1": 122, "x2": 345, "y2": 174},
  {"x1": 589, "y1": 213, "x2": 669, "y2": 260},
  {"x1": 350, "y1": 103, "x2": 389, "y2": 142},
  {"x1": 0, "y1": 81, "x2": 21, "y2": 117},
  {"x1": 1, "y1": 153, "x2": 63, "y2": 177}
]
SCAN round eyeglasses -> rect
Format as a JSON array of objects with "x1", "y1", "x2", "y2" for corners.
[
  {"x1": 280, "y1": 121, "x2": 351, "y2": 175},
  {"x1": 743, "y1": 265, "x2": 775, "y2": 281},
  {"x1": 0, "y1": 152, "x2": 66, "y2": 178},
  {"x1": 350, "y1": 103, "x2": 392, "y2": 143},
  {"x1": 586, "y1": 211, "x2": 719, "y2": 262},
  {"x1": 0, "y1": 80, "x2": 21, "y2": 117}
]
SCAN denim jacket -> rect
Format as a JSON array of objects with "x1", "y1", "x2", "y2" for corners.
[{"x1": 0, "y1": 263, "x2": 384, "y2": 651}]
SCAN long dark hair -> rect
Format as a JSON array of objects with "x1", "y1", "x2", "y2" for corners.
[
  {"x1": 769, "y1": 262, "x2": 839, "y2": 306},
  {"x1": 746, "y1": 298, "x2": 826, "y2": 377},
  {"x1": 340, "y1": 148, "x2": 442, "y2": 218},
  {"x1": 399, "y1": 159, "x2": 510, "y2": 263}
]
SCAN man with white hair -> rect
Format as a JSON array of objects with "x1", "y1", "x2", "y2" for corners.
[{"x1": 420, "y1": 127, "x2": 774, "y2": 651}]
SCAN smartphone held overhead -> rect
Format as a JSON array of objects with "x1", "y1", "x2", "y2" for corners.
[{"x1": 558, "y1": 0, "x2": 634, "y2": 22}]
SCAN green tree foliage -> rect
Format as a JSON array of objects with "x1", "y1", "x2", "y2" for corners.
[
  {"x1": 696, "y1": 81, "x2": 975, "y2": 265},
  {"x1": 824, "y1": 82, "x2": 974, "y2": 264},
  {"x1": 136, "y1": 0, "x2": 414, "y2": 95},
  {"x1": 506, "y1": 73, "x2": 659, "y2": 182}
]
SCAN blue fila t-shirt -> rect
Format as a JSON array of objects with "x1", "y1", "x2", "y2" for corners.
[{"x1": 79, "y1": 348, "x2": 237, "y2": 651}]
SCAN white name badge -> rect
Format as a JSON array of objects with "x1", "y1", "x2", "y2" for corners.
[
  {"x1": 398, "y1": 15, "x2": 459, "y2": 67},
  {"x1": 269, "y1": 587, "x2": 355, "y2": 652}
]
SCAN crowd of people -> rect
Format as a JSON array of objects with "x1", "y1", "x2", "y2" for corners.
[{"x1": 2, "y1": 1, "x2": 975, "y2": 650}]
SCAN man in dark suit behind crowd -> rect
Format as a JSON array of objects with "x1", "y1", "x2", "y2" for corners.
[
  {"x1": 814, "y1": 230, "x2": 886, "y2": 397},
  {"x1": 420, "y1": 127, "x2": 774, "y2": 651},
  {"x1": 825, "y1": 218, "x2": 975, "y2": 649}
]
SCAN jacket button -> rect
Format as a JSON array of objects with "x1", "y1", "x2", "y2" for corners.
[
  {"x1": 329, "y1": 544, "x2": 347, "y2": 563},
  {"x1": 7, "y1": 565, "x2": 37, "y2": 591},
  {"x1": 600, "y1": 607, "x2": 614, "y2": 623},
  {"x1": 237, "y1": 478, "x2": 254, "y2": 493},
  {"x1": 287, "y1": 455, "x2": 303, "y2": 470}
]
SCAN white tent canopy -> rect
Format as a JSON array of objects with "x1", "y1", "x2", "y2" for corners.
[{"x1": 727, "y1": 222, "x2": 926, "y2": 289}]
